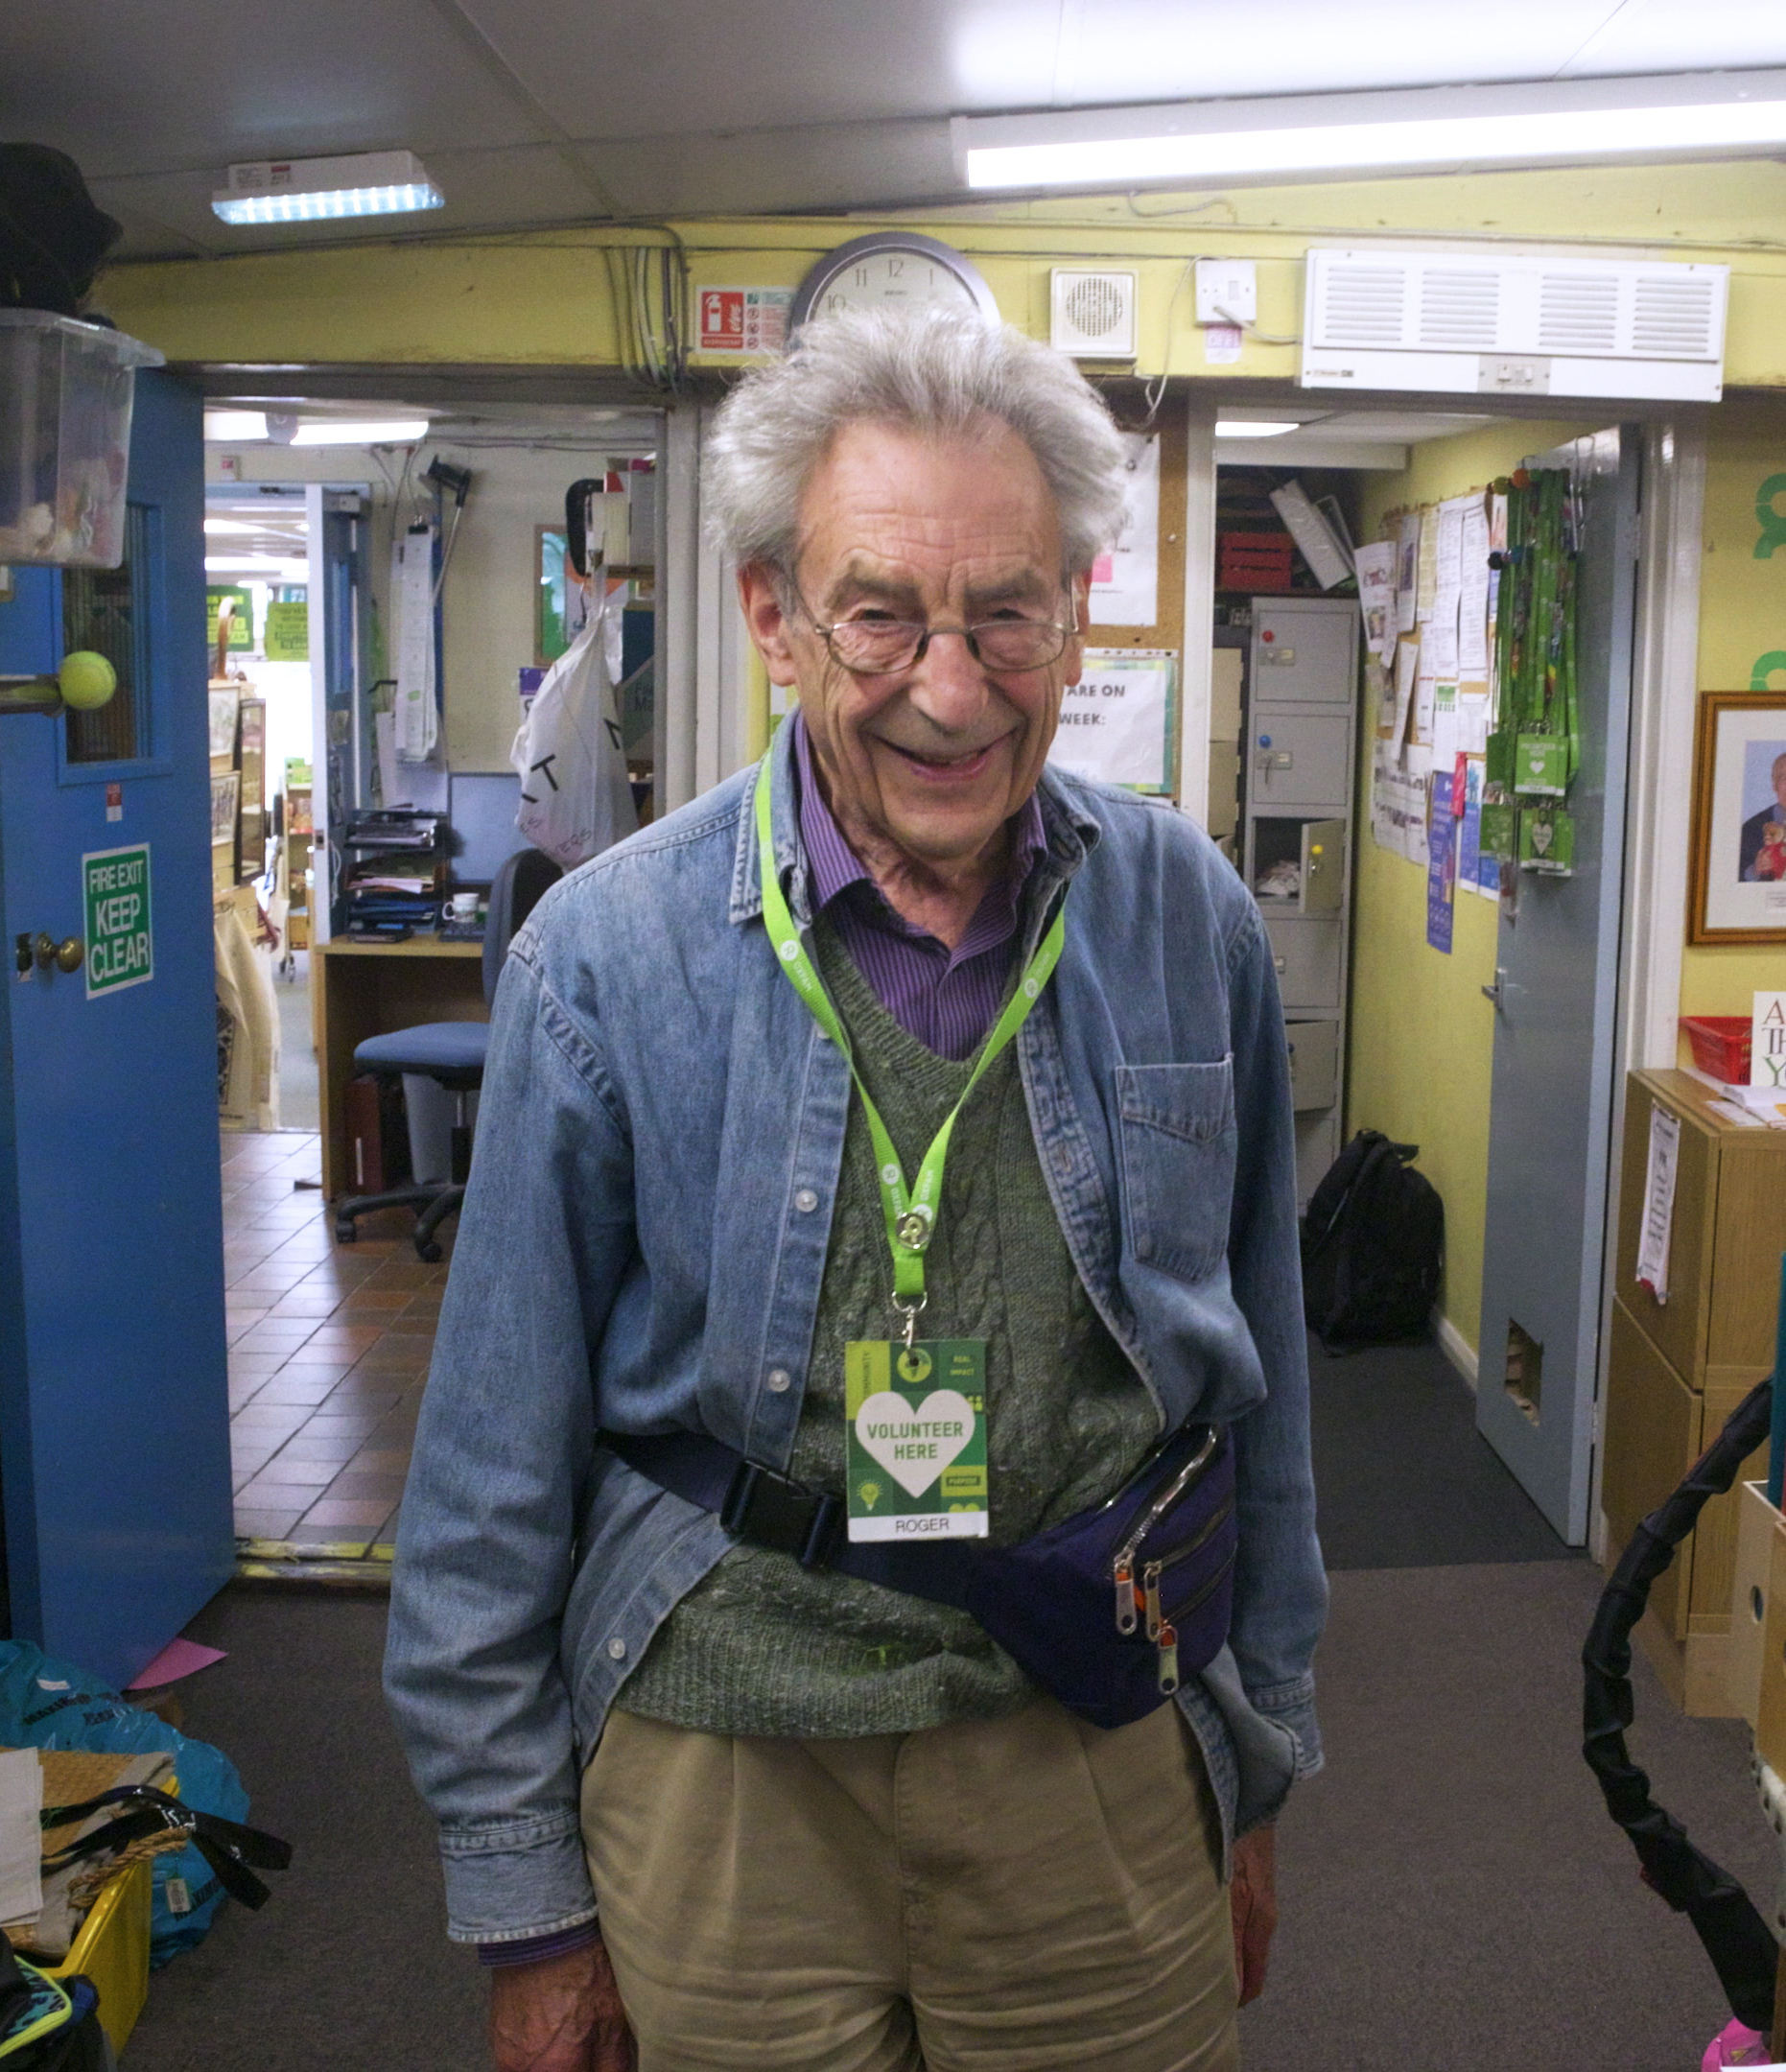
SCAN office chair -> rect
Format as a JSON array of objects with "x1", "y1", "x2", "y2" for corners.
[{"x1": 333, "y1": 847, "x2": 563, "y2": 1260}]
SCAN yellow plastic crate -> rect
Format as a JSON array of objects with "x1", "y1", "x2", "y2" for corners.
[{"x1": 44, "y1": 1851, "x2": 152, "y2": 2056}]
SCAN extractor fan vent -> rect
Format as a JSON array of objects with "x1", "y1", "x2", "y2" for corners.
[{"x1": 1050, "y1": 270, "x2": 1138, "y2": 360}]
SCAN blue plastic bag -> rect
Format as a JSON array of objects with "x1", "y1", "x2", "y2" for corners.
[{"x1": 0, "y1": 1639, "x2": 249, "y2": 1966}]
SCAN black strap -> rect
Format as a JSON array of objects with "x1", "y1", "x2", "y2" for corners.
[
  {"x1": 39, "y1": 1788, "x2": 291, "y2": 1912},
  {"x1": 1582, "y1": 1376, "x2": 1777, "y2": 2035},
  {"x1": 607, "y1": 1431, "x2": 975, "y2": 1608}
]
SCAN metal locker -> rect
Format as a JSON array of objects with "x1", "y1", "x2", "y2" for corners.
[
  {"x1": 1263, "y1": 916, "x2": 1342, "y2": 1009},
  {"x1": 1286, "y1": 1018, "x2": 1340, "y2": 1112},
  {"x1": 1251, "y1": 714, "x2": 1351, "y2": 809},
  {"x1": 1252, "y1": 600, "x2": 1357, "y2": 707}
]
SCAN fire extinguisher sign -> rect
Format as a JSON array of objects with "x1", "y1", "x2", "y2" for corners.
[{"x1": 696, "y1": 288, "x2": 792, "y2": 357}]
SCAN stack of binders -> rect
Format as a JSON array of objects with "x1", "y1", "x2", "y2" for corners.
[{"x1": 341, "y1": 810, "x2": 443, "y2": 933}]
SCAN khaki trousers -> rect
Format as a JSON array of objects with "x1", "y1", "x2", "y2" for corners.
[{"x1": 581, "y1": 1697, "x2": 1238, "y2": 2072}]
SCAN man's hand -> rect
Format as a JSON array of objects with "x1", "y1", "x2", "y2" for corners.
[
  {"x1": 489, "y1": 1939, "x2": 634, "y2": 2072},
  {"x1": 1230, "y1": 1825, "x2": 1278, "y2": 2007}
]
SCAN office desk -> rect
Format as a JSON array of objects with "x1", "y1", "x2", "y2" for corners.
[{"x1": 314, "y1": 936, "x2": 487, "y2": 1200}]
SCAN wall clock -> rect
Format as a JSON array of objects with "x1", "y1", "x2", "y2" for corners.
[{"x1": 787, "y1": 232, "x2": 999, "y2": 333}]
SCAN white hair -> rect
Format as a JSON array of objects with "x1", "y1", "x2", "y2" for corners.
[{"x1": 701, "y1": 304, "x2": 1130, "y2": 580}]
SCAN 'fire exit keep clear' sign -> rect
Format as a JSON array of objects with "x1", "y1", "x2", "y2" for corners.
[{"x1": 82, "y1": 844, "x2": 153, "y2": 999}]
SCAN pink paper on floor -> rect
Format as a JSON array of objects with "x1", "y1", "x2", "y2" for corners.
[{"x1": 125, "y1": 1638, "x2": 226, "y2": 1690}]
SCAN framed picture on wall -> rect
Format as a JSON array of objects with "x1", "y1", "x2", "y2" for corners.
[{"x1": 1689, "y1": 690, "x2": 1786, "y2": 943}]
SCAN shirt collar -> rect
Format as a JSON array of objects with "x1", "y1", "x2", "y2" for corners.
[{"x1": 790, "y1": 708, "x2": 1048, "y2": 920}]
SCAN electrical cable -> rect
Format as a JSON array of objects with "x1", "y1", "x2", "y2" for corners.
[{"x1": 1583, "y1": 1375, "x2": 1779, "y2": 2037}]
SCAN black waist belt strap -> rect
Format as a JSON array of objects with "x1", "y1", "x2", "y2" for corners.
[{"x1": 606, "y1": 1430, "x2": 976, "y2": 1610}]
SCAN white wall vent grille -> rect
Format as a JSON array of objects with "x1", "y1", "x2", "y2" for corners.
[
  {"x1": 1303, "y1": 249, "x2": 1727, "y2": 402},
  {"x1": 1050, "y1": 270, "x2": 1138, "y2": 360}
]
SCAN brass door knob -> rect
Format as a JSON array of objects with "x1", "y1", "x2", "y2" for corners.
[{"x1": 25, "y1": 933, "x2": 83, "y2": 975}]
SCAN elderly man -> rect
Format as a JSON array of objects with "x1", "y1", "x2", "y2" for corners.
[{"x1": 388, "y1": 306, "x2": 1326, "y2": 2072}]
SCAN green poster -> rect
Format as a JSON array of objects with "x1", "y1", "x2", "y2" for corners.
[
  {"x1": 264, "y1": 600, "x2": 309, "y2": 661},
  {"x1": 206, "y1": 588, "x2": 252, "y2": 652},
  {"x1": 82, "y1": 844, "x2": 153, "y2": 1000}
]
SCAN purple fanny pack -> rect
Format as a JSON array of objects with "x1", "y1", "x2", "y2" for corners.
[{"x1": 606, "y1": 1421, "x2": 1236, "y2": 1733}]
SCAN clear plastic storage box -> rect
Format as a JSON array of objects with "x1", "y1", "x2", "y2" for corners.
[{"x1": 0, "y1": 310, "x2": 164, "y2": 568}]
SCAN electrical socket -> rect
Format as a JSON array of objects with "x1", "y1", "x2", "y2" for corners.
[{"x1": 1194, "y1": 259, "x2": 1257, "y2": 327}]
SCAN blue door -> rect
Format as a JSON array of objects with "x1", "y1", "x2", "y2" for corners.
[{"x1": 0, "y1": 368, "x2": 232, "y2": 1687}]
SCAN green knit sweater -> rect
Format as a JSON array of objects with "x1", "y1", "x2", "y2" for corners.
[{"x1": 616, "y1": 921, "x2": 1158, "y2": 1738}]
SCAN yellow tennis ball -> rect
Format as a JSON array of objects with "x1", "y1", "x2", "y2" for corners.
[{"x1": 59, "y1": 651, "x2": 117, "y2": 710}]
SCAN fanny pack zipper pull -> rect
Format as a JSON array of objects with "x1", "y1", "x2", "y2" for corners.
[
  {"x1": 1157, "y1": 1619, "x2": 1180, "y2": 1694},
  {"x1": 1114, "y1": 1561, "x2": 1138, "y2": 1636},
  {"x1": 1141, "y1": 1560, "x2": 1163, "y2": 1641}
]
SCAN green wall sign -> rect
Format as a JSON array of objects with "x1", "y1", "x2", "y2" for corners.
[
  {"x1": 264, "y1": 600, "x2": 309, "y2": 661},
  {"x1": 82, "y1": 844, "x2": 153, "y2": 999},
  {"x1": 205, "y1": 588, "x2": 252, "y2": 652}
]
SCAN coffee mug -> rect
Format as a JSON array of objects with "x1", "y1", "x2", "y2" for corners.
[{"x1": 448, "y1": 892, "x2": 478, "y2": 920}]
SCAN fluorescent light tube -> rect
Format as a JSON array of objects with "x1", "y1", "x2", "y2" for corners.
[
  {"x1": 1215, "y1": 420, "x2": 1301, "y2": 438},
  {"x1": 958, "y1": 72, "x2": 1786, "y2": 192},
  {"x1": 203, "y1": 411, "x2": 269, "y2": 442},
  {"x1": 212, "y1": 152, "x2": 442, "y2": 225},
  {"x1": 204, "y1": 556, "x2": 286, "y2": 573},
  {"x1": 289, "y1": 420, "x2": 429, "y2": 446}
]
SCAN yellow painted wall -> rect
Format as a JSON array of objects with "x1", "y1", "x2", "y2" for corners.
[
  {"x1": 1349, "y1": 417, "x2": 1596, "y2": 1356},
  {"x1": 1680, "y1": 395, "x2": 1786, "y2": 1029},
  {"x1": 91, "y1": 159, "x2": 1786, "y2": 388}
]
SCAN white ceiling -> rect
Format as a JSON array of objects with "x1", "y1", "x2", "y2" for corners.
[{"x1": 6, "y1": 0, "x2": 1786, "y2": 260}]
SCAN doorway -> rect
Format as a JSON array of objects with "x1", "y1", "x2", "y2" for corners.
[
  {"x1": 1197, "y1": 398, "x2": 1671, "y2": 1545},
  {"x1": 199, "y1": 392, "x2": 664, "y2": 1553}
]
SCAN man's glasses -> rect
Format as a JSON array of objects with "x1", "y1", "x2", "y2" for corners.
[{"x1": 797, "y1": 592, "x2": 1077, "y2": 677}]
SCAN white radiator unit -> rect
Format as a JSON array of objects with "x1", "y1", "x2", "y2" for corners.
[
  {"x1": 1301, "y1": 248, "x2": 1727, "y2": 402},
  {"x1": 1050, "y1": 270, "x2": 1138, "y2": 360}
]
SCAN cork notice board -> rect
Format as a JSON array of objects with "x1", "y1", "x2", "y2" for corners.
[{"x1": 1076, "y1": 402, "x2": 1187, "y2": 803}]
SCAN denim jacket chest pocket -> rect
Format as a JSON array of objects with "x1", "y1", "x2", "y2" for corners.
[{"x1": 1115, "y1": 1059, "x2": 1237, "y2": 1284}]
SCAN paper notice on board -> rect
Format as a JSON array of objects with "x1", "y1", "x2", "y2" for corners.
[
  {"x1": 1048, "y1": 648, "x2": 1175, "y2": 791},
  {"x1": 1089, "y1": 435, "x2": 1160, "y2": 626},
  {"x1": 1412, "y1": 669, "x2": 1437, "y2": 751},
  {"x1": 1635, "y1": 1105, "x2": 1681, "y2": 1303},
  {"x1": 1459, "y1": 502, "x2": 1491, "y2": 676},
  {"x1": 1458, "y1": 687, "x2": 1492, "y2": 758},
  {"x1": 1354, "y1": 540, "x2": 1398, "y2": 666},
  {"x1": 1431, "y1": 683, "x2": 1460, "y2": 769},
  {"x1": 1427, "y1": 502, "x2": 1463, "y2": 678},
  {"x1": 1396, "y1": 511, "x2": 1421, "y2": 634},
  {"x1": 1391, "y1": 637, "x2": 1419, "y2": 758},
  {"x1": 1416, "y1": 508, "x2": 1439, "y2": 624}
]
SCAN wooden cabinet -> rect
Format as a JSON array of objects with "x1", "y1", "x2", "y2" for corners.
[{"x1": 1606, "y1": 1070, "x2": 1779, "y2": 1713}]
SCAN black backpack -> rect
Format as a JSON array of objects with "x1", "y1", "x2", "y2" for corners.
[{"x1": 1300, "y1": 1131, "x2": 1444, "y2": 1352}]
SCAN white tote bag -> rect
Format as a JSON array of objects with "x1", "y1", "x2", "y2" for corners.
[{"x1": 510, "y1": 594, "x2": 638, "y2": 871}]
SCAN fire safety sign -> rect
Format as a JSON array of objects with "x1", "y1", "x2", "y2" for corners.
[
  {"x1": 697, "y1": 287, "x2": 792, "y2": 356},
  {"x1": 82, "y1": 843, "x2": 153, "y2": 999}
]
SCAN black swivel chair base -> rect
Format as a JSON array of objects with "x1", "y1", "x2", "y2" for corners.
[{"x1": 334, "y1": 1179, "x2": 464, "y2": 1262}]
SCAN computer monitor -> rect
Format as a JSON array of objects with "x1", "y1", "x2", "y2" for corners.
[{"x1": 446, "y1": 771, "x2": 525, "y2": 888}]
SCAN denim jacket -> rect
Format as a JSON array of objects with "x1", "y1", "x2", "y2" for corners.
[{"x1": 386, "y1": 719, "x2": 1328, "y2": 1946}]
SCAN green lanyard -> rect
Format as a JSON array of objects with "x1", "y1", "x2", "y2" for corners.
[{"x1": 754, "y1": 754, "x2": 1066, "y2": 1343}]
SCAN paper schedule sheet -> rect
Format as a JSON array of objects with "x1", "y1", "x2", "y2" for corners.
[{"x1": 1635, "y1": 1105, "x2": 1680, "y2": 1304}]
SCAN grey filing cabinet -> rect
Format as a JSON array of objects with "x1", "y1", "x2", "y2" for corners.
[{"x1": 1242, "y1": 596, "x2": 1359, "y2": 1208}]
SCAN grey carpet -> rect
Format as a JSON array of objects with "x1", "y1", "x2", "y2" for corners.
[
  {"x1": 122, "y1": 1586, "x2": 486, "y2": 2072},
  {"x1": 1239, "y1": 1561, "x2": 1773, "y2": 2071},
  {"x1": 1307, "y1": 1332, "x2": 1578, "y2": 1569}
]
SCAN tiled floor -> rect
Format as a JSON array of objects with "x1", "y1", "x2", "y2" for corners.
[{"x1": 222, "y1": 1129, "x2": 445, "y2": 1548}]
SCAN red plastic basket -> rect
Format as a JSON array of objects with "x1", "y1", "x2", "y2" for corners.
[
  {"x1": 1219, "y1": 531, "x2": 1295, "y2": 591},
  {"x1": 1680, "y1": 1015, "x2": 1751, "y2": 1082}
]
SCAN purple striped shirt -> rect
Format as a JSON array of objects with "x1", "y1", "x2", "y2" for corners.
[{"x1": 793, "y1": 714, "x2": 1046, "y2": 1062}]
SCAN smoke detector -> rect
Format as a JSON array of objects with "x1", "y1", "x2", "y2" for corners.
[{"x1": 1050, "y1": 270, "x2": 1138, "y2": 360}]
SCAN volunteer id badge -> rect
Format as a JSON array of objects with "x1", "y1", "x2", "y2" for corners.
[{"x1": 844, "y1": 1339, "x2": 988, "y2": 1542}]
